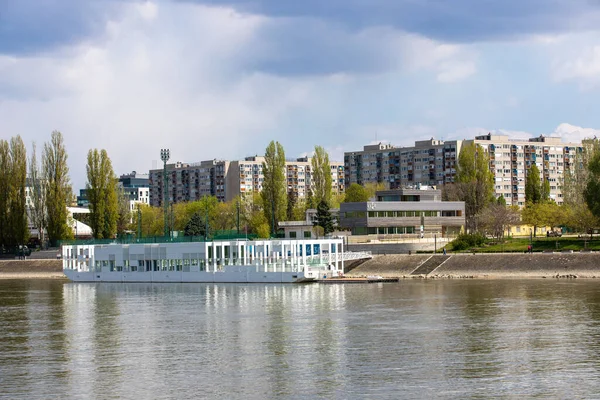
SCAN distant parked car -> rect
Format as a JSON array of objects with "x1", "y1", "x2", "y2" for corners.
[{"x1": 547, "y1": 230, "x2": 562, "y2": 237}]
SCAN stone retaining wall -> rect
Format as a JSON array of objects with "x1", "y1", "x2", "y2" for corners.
[
  {"x1": 0, "y1": 260, "x2": 65, "y2": 279},
  {"x1": 347, "y1": 253, "x2": 600, "y2": 278}
]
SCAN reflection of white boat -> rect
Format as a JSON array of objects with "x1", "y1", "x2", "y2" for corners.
[{"x1": 62, "y1": 238, "x2": 344, "y2": 283}]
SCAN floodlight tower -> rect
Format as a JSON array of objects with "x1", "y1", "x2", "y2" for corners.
[{"x1": 160, "y1": 149, "x2": 170, "y2": 238}]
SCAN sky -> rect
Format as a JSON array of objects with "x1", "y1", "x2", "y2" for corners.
[{"x1": 2, "y1": 0, "x2": 600, "y2": 189}]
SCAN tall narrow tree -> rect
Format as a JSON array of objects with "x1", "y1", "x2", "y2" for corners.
[
  {"x1": 43, "y1": 131, "x2": 72, "y2": 245},
  {"x1": 29, "y1": 142, "x2": 47, "y2": 247},
  {"x1": 525, "y1": 163, "x2": 542, "y2": 204},
  {"x1": 311, "y1": 145, "x2": 332, "y2": 205},
  {"x1": 9, "y1": 136, "x2": 28, "y2": 245},
  {"x1": 453, "y1": 141, "x2": 494, "y2": 232},
  {"x1": 261, "y1": 141, "x2": 287, "y2": 236},
  {"x1": 86, "y1": 149, "x2": 118, "y2": 239},
  {"x1": 0, "y1": 141, "x2": 10, "y2": 246}
]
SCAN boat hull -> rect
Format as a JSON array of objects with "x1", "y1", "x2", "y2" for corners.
[{"x1": 63, "y1": 269, "x2": 310, "y2": 283}]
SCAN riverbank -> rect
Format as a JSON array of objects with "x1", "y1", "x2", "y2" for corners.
[
  {"x1": 0, "y1": 260, "x2": 65, "y2": 279},
  {"x1": 5, "y1": 253, "x2": 600, "y2": 280},
  {"x1": 346, "y1": 253, "x2": 600, "y2": 279}
]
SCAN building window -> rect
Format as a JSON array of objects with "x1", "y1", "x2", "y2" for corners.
[
  {"x1": 303, "y1": 231, "x2": 311, "y2": 238},
  {"x1": 289, "y1": 232, "x2": 297, "y2": 238}
]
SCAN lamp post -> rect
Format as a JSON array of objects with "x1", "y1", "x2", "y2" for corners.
[{"x1": 160, "y1": 149, "x2": 170, "y2": 239}]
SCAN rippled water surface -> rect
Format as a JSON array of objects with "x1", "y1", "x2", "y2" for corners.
[{"x1": 2, "y1": 279, "x2": 600, "y2": 399}]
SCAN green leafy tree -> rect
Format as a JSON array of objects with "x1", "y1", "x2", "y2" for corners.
[
  {"x1": 314, "y1": 200, "x2": 335, "y2": 235},
  {"x1": 541, "y1": 179, "x2": 550, "y2": 201},
  {"x1": 564, "y1": 137, "x2": 600, "y2": 206},
  {"x1": 9, "y1": 136, "x2": 28, "y2": 246},
  {"x1": 452, "y1": 141, "x2": 494, "y2": 233},
  {"x1": 311, "y1": 145, "x2": 332, "y2": 205},
  {"x1": 525, "y1": 163, "x2": 542, "y2": 204},
  {"x1": 343, "y1": 183, "x2": 370, "y2": 203},
  {"x1": 261, "y1": 141, "x2": 287, "y2": 236},
  {"x1": 139, "y1": 204, "x2": 163, "y2": 237},
  {"x1": 86, "y1": 149, "x2": 118, "y2": 239},
  {"x1": 584, "y1": 149, "x2": 600, "y2": 222},
  {"x1": 43, "y1": 131, "x2": 72, "y2": 245},
  {"x1": 28, "y1": 142, "x2": 47, "y2": 247},
  {"x1": 184, "y1": 212, "x2": 206, "y2": 236},
  {"x1": 0, "y1": 141, "x2": 9, "y2": 246},
  {"x1": 286, "y1": 189, "x2": 297, "y2": 221},
  {"x1": 364, "y1": 182, "x2": 386, "y2": 200},
  {"x1": 496, "y1": 195, "x2": 506, "y2": 206}
]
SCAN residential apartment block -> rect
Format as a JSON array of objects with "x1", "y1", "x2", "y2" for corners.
[
  {"x1": 345, "y1": 134, "x2": 583, "y2": 207},
  {"x1": 474, "y1": 133, "x2": 583, "y2": 206},
  {"x1": 344, "y1": 139, "x2": 464, "y2": 189},
  {"x1": 150, "y1": 157, "x2": 344, "y2": 207}
]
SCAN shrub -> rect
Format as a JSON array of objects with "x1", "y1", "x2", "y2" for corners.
[{"x1": 450, "y1": 233, "x2": 487, "y2": 251}]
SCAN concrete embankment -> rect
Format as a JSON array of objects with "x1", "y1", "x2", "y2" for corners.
[
  {"x1": 347, "y1": 253, "x2": 600, "y2": 278},
  {"x1": 0, "y1": 260, "x2": 65, "y2": 279}
]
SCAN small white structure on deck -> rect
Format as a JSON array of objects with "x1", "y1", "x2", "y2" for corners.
[{"x1": 62, "y1": 238, "x2": 345, "y2": 283}]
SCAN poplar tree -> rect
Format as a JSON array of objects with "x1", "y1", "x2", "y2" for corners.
[
  {"x1": 525, "y1": 163, "x2": 542, "y2": 204},
  {"x1": 453, "y1": 141, "x2": 494, "y2": 233},
  {"x1": 261, "y1": 141, "x2": 287, "y2": 236},
  {"x1": 311, "y1": 145, "x2": 332, "y2": 205},
  {"x1": 29, "y1": 142, "x2": 47, "y2": 247},
  {"x1": 86, "y1": 149, "x2": 118, "y2": 239},
  {"x1": 0, "y1": 141, "x2": 10, "y2": 246},
  {"x1": 43, "y1": 131, "x2": 72, "y2": 246},
  {"x1": 9, "y1": 136, "x2": 28, "y2": 245}
]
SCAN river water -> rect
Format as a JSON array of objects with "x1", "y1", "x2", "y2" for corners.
[{"x1": 2, "y1": 279, "x2": 600, "y2": 399}]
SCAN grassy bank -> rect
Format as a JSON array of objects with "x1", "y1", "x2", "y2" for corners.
[{"x1": 448, "y1": 236, "x2": 600, "y2": 253}]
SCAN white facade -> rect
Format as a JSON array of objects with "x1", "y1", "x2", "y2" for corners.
[{"x1": 62, "y1": 238, "x2": 345, "y2": 283}]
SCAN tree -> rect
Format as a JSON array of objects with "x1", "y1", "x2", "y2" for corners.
[
  {"x1": 364, "y1": 182, "x2": 386, "y2": 200},
  {"x1": 585, "y1": 149, "x2": 600, "y2": 221},
  {"x1": 9, "y1": 137, "x2": 28, "y2": 246},
  {"x1": 343, "y1": 183, "x2": 370, "y2": 203},
  {"x1": 564, "y1": 137, "x2": 600, "y2": 206},
  {"x1": 525, "y1": 163, "x2": 542, "y2": 204},
  {"x1": 313, "y1": 200, "x2": 335, "y2": 236},
  {"x1": 43, "y1": 131, "x2": 72, "y2": 245},
  {"x1": 287, "y1": 190, "x2": 297, "y2": 221},
  {"x1": 521, "y1": 203, "x2": 545, "y2": 237},
  {"x1": 311, "y1": 145, "x2": 332, "y2": 205},
  {"x1": 261, "y1": 141, "x2": 287, "y2": 236},
  {"x1": 29, "y1": 142, "x2": 47, "y2": 247},
  {"x1": 496, "y1": 195, "x2": 506, "y2": 206},
  {"x1": 184, "y1": 212, "x2": 206, "y2": 237},
  {"x1": 86, "y1": 149, "x2": 118, "y2": 239},
  {"x1": 478, "y1": 204, "x2": 520, "y2": 240},
  {"x1": 0, "y1": 141, "x2": 9, "y2": 247},
  {"x1": 541, "y1": 179, "x2": 550, "y2": 202},
  {"x1": 452, "y1": 141, "x2": 494, "y2": 233},
  {"x1": 116, "y1": 185, "x2": 131, "y2": 236}
]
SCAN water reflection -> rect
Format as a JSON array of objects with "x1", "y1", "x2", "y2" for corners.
[{"x1": 3, "y1": 280, "x2": 600, "y2": 398}]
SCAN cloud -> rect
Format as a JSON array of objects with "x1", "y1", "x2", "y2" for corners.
[
  {"x1": 0, "y1": 1, "x2": 482, "y2": 189},
  {"x1": 185, "y1": 0, "x2": 600, "y2": 43},
  {"x1": 552, "y1": 43, "x2": 600, "y2": 89}
]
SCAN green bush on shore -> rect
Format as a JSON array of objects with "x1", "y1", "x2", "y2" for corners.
[{"x1": 450, "y1": 233, "x2": 487, "y2": 251}]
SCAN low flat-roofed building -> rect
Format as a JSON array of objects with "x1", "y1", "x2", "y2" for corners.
[{"x1": 339, "y1": 188, "x2": 465, "y2": 237}]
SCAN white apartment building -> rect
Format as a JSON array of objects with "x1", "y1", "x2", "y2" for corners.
[
  {"x1": 150, "y1": 156, "x2": 344, "y2": 206},
  {"x1": 345, "y1": 134, "x2": 583, "y2": 207},
  {"x1": 474, "y1": 133, "x2": 583, "y2": 206}
]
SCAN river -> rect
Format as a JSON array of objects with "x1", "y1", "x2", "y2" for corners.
[{"x1": 1, "y1": 279, "x2": 600, "y2": 399}]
